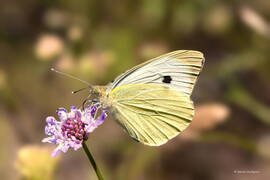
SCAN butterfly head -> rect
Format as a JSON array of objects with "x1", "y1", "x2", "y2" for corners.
[
  {"x1": 91, "y1": 86, "x2": 105, "y2": 95},
  {"x1": 90, "y1": 86, "x2": 112, "y2": 107}
]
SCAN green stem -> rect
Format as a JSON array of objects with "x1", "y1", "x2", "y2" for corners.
[{"x1": 82, "y1": 142, "x2": 104, "y2": 180}]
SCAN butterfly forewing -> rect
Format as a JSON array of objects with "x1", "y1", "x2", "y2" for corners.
[{"x1": 107, "y1": 50, "x2": 204, "y2": 97}]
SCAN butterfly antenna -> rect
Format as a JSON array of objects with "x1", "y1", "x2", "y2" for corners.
[
  {"x1": 50, "y1": 68, "x2": 94, "y2": 90},
  {"x1": 72, "y1": 87, "x2": 89, "y2": 94}
]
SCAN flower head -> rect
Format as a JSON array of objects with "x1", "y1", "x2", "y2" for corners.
[{"x1": 42, "y1": 104, "x2": 107, "y2": 157}]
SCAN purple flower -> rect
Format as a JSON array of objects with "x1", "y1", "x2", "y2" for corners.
[{"x1": 42, "y1": 104, "x2": 107, "y2": 157}]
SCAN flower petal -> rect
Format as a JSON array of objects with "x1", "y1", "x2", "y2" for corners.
[
  {"x1": 57, "y1": 108, "x2": 68, "y2": 121},
  {"x1": 42, "y1": 137, "x2": 57, "y2": 144},
  {"x1": 46, "y1": 116, "x2": 56, "y2": 125},
  {"x1": 45, "y1": 124, "x2": 58, "y2": 136},
  {"x1": 90, "y1": 104, "x2": 98, "y2": 117},
  {"x1": 51, "y1": 147, "x2": 62, "y2": 157},
  {"x1": 96, "y1": 111, "x2": 107, "y2": 126},
  {"x1": 69, "y1": 140, "x2": 82, "y2": 151},
  {"x1": 68, "y1": 106, "x2": 82, "y2": 120}
]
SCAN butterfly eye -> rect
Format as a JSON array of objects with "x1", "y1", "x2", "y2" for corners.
[{"x1": 162, "y1": 76, "x2": 172, "y2": 84}]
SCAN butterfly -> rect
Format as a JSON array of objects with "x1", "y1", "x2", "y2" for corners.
[{"x1": 87, "y1": 50, "x2": 205, "y2": 146}]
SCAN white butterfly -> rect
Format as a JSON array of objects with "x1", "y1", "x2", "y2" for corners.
[{"x1": 92, "y1": 50, "x2": 205, "y2": 145}]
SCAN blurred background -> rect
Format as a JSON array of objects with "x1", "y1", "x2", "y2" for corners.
[{"x1": 0, "y1": 0, "x2": 270, "y2": 180}]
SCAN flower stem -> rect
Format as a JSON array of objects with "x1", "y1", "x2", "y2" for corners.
[{"x1": 82, "y1": 142, "x2": 104, "y2": 180}]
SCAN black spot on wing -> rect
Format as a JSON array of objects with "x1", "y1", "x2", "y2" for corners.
[{"x1": 162, "y1": 76, "x2": 172, "y2": 84}]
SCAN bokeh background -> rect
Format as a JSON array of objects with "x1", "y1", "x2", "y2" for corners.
[{"x1": 1, "y1": 0, "x2": 270, "y2": 180}]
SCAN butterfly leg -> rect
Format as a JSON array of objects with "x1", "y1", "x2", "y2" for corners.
[{"x1": 82, "y1": 99, "x2": 100, "y2": 110}]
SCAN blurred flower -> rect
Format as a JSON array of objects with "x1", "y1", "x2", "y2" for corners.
[
  {"x1": 42, "y1": 104, "x2": 107, "y2": 157},
  {"x1": 181, "y1": 103, "x2": 230, "y2": 139},
  {"x1": 257, "y1": 134, "x2": 270, "y2": 159},
  {"x1": 239, "y1": 6, "x2": 270, "y2": 37},
  {"x1": 68, "y1": 25, "x2": 83, "y2": 41},
  {"x1": 55, "y1": 53, "x2": 75, "y2": 72},
  {"x1": 35, "y1": 34, "x2": 64, "y2": 60},
  {"x1": 139, "y1": 41, "x2": 168, "y2": 60},
  {"x1": 78, "y1": 50, "x2": 115, "y2": 78},
  {"x1": 203, "y1": 4, "x2": 232, "y2": 35},
  {"x1": 15, "y1": 145, "x2": 60, "y2": 180}
]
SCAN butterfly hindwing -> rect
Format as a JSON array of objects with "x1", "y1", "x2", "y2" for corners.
[{"x1": 109, "y1": 83, "x2": 194, "y2": 145}]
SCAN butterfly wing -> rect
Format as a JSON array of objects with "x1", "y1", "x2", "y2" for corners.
[
  {"x1": 107, "y1": 50, "x2": 204, "y2": 96},
  {"x1": 109, "y1": 83, "x2": 194, "y2": 146}
]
